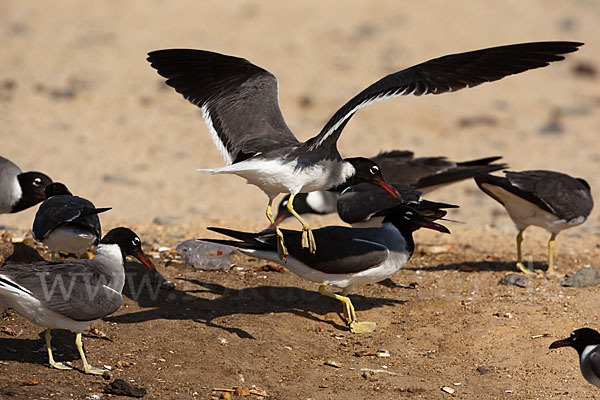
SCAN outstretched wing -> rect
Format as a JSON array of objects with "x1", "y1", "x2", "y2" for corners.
[
  {"x1": 147, "y1": 49, "x2": 299, "y2": 164},
  {"x1": 308, "y1": 41, "x2": 582, "y2": 150}
]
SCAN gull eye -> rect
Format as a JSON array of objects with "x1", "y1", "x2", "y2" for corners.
[
  {"x1": 282, "y1": 200, "x2": 288, "y2": 207},
  {"x1": 369, "y1": 165, "x2": 379, "y2": 175},
  {"x1": 404, "y1": 211, "x2": 413, "y2": 220},
  {"x1": 131, "y1": 237, "x2": 141, "y2": 246},
  {"x1": 33, "y1": 177, "x2": 42, "y2": 186}
]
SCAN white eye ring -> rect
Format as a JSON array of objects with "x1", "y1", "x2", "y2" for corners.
[
  {"x1": 132, "y1": 237, "x2": 141, "y2": 246},
  {"x1": 404, "y1": 211, "x2": 413, "y2": 220},
  {"x1": 33, "y1": 177, "x2": 42, "y2": 186},
  {"x1": 369, "y1": 166, "x2": 379, "y2": 174}
]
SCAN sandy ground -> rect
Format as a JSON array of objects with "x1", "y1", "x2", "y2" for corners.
[{"x1": 2, "y1": 0, "x2": 600, "y2": 399}]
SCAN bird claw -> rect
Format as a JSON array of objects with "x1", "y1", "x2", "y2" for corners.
[
  {"x1": 84, "y1": 365, "x2": 106, "y2": 375},
  {"x1": 516, "y1": 262, "x2": 537, "y2": 276},
  {"x1": 349, "y1": 321, "x2": 377, "y2": 334},
  {"x1": 49, "y1": 361, "x2": 73, "y2": 370},
  {"x1": 276, "y1": 233, "x2": 288, "y2": 262},
  {"x1": 301, "y1": 228, "x2": 317, "y2": 254}
]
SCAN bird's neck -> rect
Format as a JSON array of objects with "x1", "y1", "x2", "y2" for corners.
[
  {"x1": 384, "y1": 222, "x2": 416, "y2": 256},
  {"x1": 94, "y1": 244, "x2": 126, "y2": 292},
  {"x1": 327, "y1": 160, "x2": 357, "y2": 192}
]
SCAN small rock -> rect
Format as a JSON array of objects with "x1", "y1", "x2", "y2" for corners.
[
  {"x1": 561, "y1": 266, "x2": 600, "y2": 288},
  {"x1": 233, "y1": 387, "x2": 250, "y2": 396},
  {"x1": 102, "y1": 370, "x2": 113, "y2": 380},
  {"x1": 476, "y1": 365, "x2": 495, "y2": 375},
  {"x1": 324, "y1": 360, "x2": 342, "y2": 368},
  {"x1": 441, "y1": 386, "x2": 455, "y2": 394},
  {"x1": 104, "y1": 378, "x2": 146, "y2": 398},
  {"x1": 376, "y1": 349, "x2": 390, "y2": 358},
  {"x1": 499, "y1": 273, "x2": 529, "y2": 288},
  {"x1": 22, "y1": 380, "x2": 38, "y2": 386},
  {"x1": 219, "y1": 393, "x2": 233, "y2": 400}
]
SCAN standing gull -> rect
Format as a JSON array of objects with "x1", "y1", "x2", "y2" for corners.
[
  {"x1": 0, "y1": 227, "x2": 154, "y2": 374},
  {"x1": 147, "y1": 41, "x2": 581, "y2": 260},
  {"x1": 203, "y1": 206, "x2": 449, "y2": 333},
  {"x1": 475, "y1": 170, "x2": 593, "y2": 275}
]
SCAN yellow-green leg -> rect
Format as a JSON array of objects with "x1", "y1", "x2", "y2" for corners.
[
  {"x1": 547, "y1": 233, "x2": 558, "y2": 275},
  {"x1": 287, "y1": 194, "x2": 316, "y2": 254},
  {"x1": 318, "y1": 284, "x2": 376, "y2": 334},
  {"x1": 515, "y1": 228, "x2": 535, "y2": 275},
  {"x1": 266, "y1": 198, "x2": 288, "y2": 262},
  {"x1": 45, "y1": 329, "x2": 73, "y2": 370},
  {"x1": 75, "y1": 333, "x2": 104, "y2": 375}
]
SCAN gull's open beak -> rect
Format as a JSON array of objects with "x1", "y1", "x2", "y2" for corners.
[{"x1": 415, "y1": 216, "x2": 451, "y2": 234}]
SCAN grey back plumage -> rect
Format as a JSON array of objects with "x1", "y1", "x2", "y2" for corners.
[{"x1": 0, "y1": 259, "x2": 123, "y2": 321}]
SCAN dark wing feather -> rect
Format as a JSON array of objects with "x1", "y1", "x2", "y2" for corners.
[
  {"x1": 308, "y1": 41, "x2": 582, "y2": 150},
  {"x1": 207, "y1": 226, "x2": 389, "y2": 274},
  {"x1": 147, "y1": 49, "x2": 299, "y2": 163},
  {"x1": 413, "y1": 158, "x2": 508, "y2": 190},
  {"x1": 506, "y1": 170, "x2": 593, "y2": 221},
  {"x1": 32, "y1": 196, "x2": 109, "y2": 242},
  {"x1": 0, "y1": 261, "x2": 122, "y2": 321}
]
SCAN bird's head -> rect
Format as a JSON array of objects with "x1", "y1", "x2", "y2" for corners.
[
  {"x1": 44, "y1": 182, "x2": 73, "y2": 198},
  {"x1": 383, "y1": 205, "x2": 450, "y2": 234},
  {"x1": 12, "y1": 171, "x2": 53, "y2": 212},
  {"x1": 550, "y1": 328, "x2": 600, "y2": 355},
  {"x1": 338, "y1": 157, "x2": 400, "y2": 199},
  {"x1": 100, "y1": 227, "x2": 155, "y2": 271}
]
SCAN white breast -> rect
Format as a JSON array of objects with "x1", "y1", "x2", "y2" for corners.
[
  {"x1": 199, "y1": 158, "x2": 353, "y2": 195},
  {"x1": 482, "y1": 184, "x2": 581, "y2": 233},
  {"x1": 43, "y1": 225, "x2": 97, "y2": 255},
  {"x1": 580, "y1": 345, "x2": 600, "y2": 388}
]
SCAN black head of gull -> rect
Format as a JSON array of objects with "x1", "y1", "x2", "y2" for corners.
[
  {"x1": 475, "y1": 170, "x2": 593, "y2": 275},
  {"x1": 204, "y1": 205, "x2": 449, "y2": 333},
  {"x1": 32, "y1": 182, "x2": 112, "y2": 258},
  {"x1": 550, "y1": 328, "x2": 600, "y2": 389},
  {"x1": 148, "y1": 41, "x2": 580, "y2": 262},
  {"x1": 273, "y1": 182, "x2": 458, "y2": 228},
  {"x1": 0, "y1": 155, "x2": 52, "y2": 214},
  {"x1": 0, "y1": 227, "x2": 154, "y2": 374}
]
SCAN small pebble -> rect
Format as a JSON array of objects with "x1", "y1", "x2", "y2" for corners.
[
  {"x1": 324, "y1": 360, "x2": 341, "y2": 368},
  {"x1": 441, "y1": 386, "x2": 455, "y2": 394},
  {"x1": 561, "y1": 266, "x2": 600, "y2": 288},
  {"x1": 499, "y1": 273, "x2": 529, "y2": 288},
  {"x1": 476, "y1": 365, "x2": 495, "y2": 375}
]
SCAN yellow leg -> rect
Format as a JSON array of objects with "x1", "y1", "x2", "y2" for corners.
[
  {"x1": 45, "y1": 329, "x2": 72, "y2": 370},
  {"x1": 266, "y1": 198, "x2": 288, "y2": 262},
  {"x1": 318, "y1": 284, "x2": 376, "y2": 334},
  {"x1": 547, "y1": 233, "x2": 557, "y2": 275},
  {"x1": 287, "y1": 194, "x2": 316, "y2": 254},
  {"x1": 75, "y1": 333, "x2": 104, "y2": 375},
  {"x1": 515, "y1": 228, "x2": 535, "y2": 275}
]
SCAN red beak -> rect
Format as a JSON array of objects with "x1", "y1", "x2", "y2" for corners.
[
  {"x1": 132, "y1": 249, "x2": 155, "y2": 271},
  {"x1": 375, "y1": 178, "x2": 401, "y2": 199}
]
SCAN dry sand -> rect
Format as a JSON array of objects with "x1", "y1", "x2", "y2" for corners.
[{"x1": 2, "y1": 1, "x2": 600, "y2": 399}]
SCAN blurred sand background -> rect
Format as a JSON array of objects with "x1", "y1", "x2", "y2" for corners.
[{"x1": 2, "y1": 0, "x2": 599, "y2": 237}]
